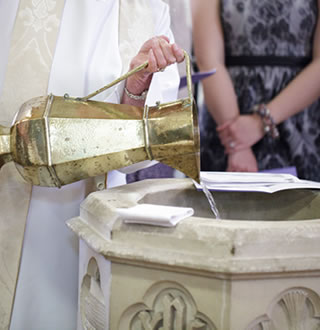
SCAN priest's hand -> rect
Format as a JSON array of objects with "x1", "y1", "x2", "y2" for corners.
[{"x1": 123, "y1": 35, "x2": 184, "y2": 104}]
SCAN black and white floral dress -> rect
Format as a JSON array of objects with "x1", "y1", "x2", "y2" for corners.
[{"x1": 200, "y1": 0, "x2": 320, "y2": 181}]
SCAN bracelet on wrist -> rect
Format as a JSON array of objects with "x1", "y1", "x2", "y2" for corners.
[
  {"x1": 252, "y1": 104, "x2": 279, "y2": 139},
  {"x1": 124, "y1": 87, "x2": 148, "y2": 101}
]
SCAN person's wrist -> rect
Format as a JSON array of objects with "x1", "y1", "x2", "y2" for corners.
[
  {"x1": 252, "y1": 112, "x2": 265, "y2": 139},
  {"x1": 252, "y1": 104, "x2": 279, "y2": 139},
  {"x1": 125, "y1": 82, "x2": 146, "y2": 96},
  {"x1": 216, "y1": 115, "x2": 239, "y2": 132},
  {"x1": 124, "y1": 86, "x2": 148, "y2": 101},
  {"x1": 125, "y1": 74, "x2": 151, "y2": 96}
]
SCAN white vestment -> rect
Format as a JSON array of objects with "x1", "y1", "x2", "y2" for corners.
[{"x1": 0, "y1": 0, "x2": 179, "y2": 328}]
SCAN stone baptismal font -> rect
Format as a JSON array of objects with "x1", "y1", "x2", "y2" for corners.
[{"x1": 68, "y1": 177, "x2": 320, "y2": 330}]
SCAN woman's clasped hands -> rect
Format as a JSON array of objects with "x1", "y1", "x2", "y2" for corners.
[{"x1": 216, "y1": 113, "x2": 265, "y2": 172}]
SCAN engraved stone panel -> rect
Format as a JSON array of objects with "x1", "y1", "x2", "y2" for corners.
[
  {"x1": 246, "y1": 287, "x2": 320, "y2": 330},
  {"x1": 119, "y1": 281, "x2": 217, "y2": 330},
  {"x1": 80, "y1": 257, "x2": 107, "y2": 330}
]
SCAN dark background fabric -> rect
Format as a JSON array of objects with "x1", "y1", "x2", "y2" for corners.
[{"x1": 200, "y1": 0, "x2": 320, "y2": 181}]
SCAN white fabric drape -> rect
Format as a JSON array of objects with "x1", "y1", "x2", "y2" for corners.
[
  {"x1": 1, "y1": 1, "x2": 180, "y2": 329},
  {"x1": 0, "y1": 0, "x2": 65, "y2": 328}
]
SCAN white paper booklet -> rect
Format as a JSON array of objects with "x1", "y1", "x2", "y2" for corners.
[{"x1": 194, "y1": 172, "x2": 320, "y2": 193}]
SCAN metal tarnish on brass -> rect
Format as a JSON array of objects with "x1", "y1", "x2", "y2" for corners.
[{"x1": 0, "y1": 51, "x2": 200, "y2": 187}]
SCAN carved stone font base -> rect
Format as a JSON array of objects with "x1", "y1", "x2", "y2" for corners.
[{"x1": 67, "y1": 178, "x2": 320, "y2": 330}]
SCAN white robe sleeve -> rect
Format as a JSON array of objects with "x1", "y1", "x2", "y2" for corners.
[{"x1": 118, "y1": 0, "x2": 180, "y2": 175}]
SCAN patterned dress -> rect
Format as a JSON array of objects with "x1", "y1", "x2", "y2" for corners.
[{"x1": 200, "y1": 0, "x2": 320, "y2": 181}]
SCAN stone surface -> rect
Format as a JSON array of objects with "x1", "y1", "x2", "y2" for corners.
[{"x1": 68, "y1": 178, "x2": 320, "y2": 330}]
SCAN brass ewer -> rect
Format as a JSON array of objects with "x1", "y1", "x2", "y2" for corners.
[{"x1": 0, "y1": 51, "x2": 200, "y2": 187}]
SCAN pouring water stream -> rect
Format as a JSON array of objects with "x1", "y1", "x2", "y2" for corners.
[{"x1": 200, "y1": 179, "x2": 221, "y2": 219}]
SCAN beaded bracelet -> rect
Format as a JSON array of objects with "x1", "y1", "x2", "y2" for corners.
[
  {"x1": 124, "y1": 87, "x2": 148, "y2": 101},
  {"x1": 252, "y1": 104, "x2": 279, "y2": 139}
]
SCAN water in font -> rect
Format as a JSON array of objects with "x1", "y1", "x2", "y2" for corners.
[{"x1": 200, "y1": 179, "x2": 221, "y2": 219}]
